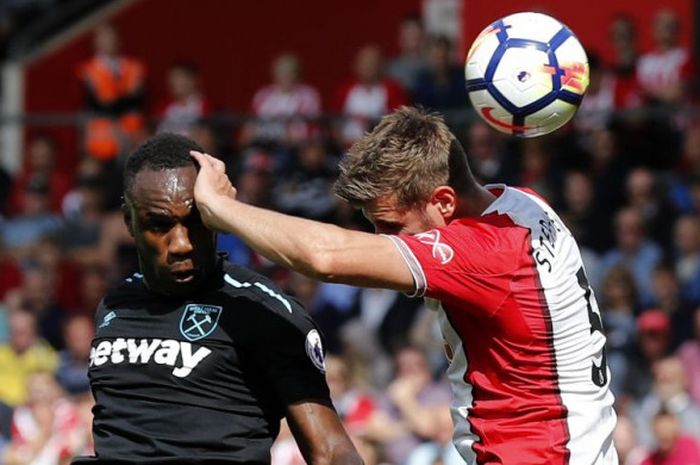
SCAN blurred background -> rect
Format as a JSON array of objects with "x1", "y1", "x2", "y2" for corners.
[{"x1": 0, "y1": 0, "x2": 698, "y2": 464}]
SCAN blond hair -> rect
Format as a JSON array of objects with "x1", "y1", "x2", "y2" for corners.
[{"x1": 334, "y1": 106, "x2": 469, "y2": 207}]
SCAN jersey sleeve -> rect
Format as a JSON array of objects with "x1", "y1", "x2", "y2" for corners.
[
  {"x1": 249, "y1": 301, "x2": 331, "y2": 407},
  {"x1": 385, "y1": 218, "x2": 519, "y2": 311}
]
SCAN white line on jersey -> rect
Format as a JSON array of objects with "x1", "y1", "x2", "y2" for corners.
[{"x1": 223, "y1": 274, "x2": 292, "y2": 313}]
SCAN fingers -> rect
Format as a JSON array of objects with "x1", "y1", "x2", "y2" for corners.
[
  {"x1": 190, "y1": 150, "x2": 209, "y2": 168},
  {"x1": 190, "y1": 150, "x2": 227, "y2": 173}
]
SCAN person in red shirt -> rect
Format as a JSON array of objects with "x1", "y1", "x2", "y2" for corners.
[
  {"x1": 190, "y1": 106, "x2": 617, "y2": 465},
  {"x1": 574, "y1": 52, "x2": 642, "y2": 133},
  {"x1": 636, "y1": 9, "x2": 695, "y2": 105},
  {"x1": 336, "y1": 45, "x2": 409, "y2": 146},
  {"x1": 7, "y1": 135, "x2": 70, "y2": 216},
  {"x1": 244, "y1": 54, "x2": 321, "y2": 145},
  {"x1": 156, "y1": 63, "x2": 212, "y2": 138},
  {"x1": 640, "y1": 409, "x2": 700, "y2": 465}
]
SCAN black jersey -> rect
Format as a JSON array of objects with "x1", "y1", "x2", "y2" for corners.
[{"x1": 72, "y1": 259, "x2": 330, "y2": 465}]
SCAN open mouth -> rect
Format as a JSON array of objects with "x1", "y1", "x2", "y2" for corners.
[{"x1": 171, "y1": 269, "x2": 196, "y2": 283}]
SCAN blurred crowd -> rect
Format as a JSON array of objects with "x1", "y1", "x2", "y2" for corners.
[{"x1": 1, "y1": 6, "x2": 700, "y2": 465}]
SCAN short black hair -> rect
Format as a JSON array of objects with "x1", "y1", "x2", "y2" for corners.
[{"x1": 123, "y1": 132, "x2": 203, "y2": 198}]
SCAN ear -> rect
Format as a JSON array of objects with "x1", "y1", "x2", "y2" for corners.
[
  {"x1": 430, "y1": 186, "x2": 457, "y2": 221},
  {"x1": 122, "y1": 198, "x2": 135, "y2": 238}
]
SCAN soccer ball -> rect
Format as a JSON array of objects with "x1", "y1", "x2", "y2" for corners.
[{"x1": 465, "y1": 12, "x2": 589, "y2": 137}]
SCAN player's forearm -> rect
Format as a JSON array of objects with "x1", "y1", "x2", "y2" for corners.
[{"x1": 203, "y1": 196, "x2": 352, "y2": 280}]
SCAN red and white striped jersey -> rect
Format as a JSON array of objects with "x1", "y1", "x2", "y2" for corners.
[{"x1": 387, "y1": 185, "x2": 617, "y2": 465}]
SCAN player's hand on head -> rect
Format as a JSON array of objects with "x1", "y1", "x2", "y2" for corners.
[{"x1": 190, "y1": 150, "x2": 237, "y2": 231}]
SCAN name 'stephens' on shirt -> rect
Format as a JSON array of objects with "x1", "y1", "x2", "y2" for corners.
[{"x1": 89, "y1": 338, "x2": 212, "y2": 378}]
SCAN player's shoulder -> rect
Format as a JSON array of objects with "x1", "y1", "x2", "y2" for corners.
[
  {"x1": 91, "y1": 272, "x2": 149, "y2": 326},
  {"x1": 101, "y1": 272, "x2": 149, "y2": 310},
  {"x1": 219, "y1": 261, "x2": 314, "y2": 332},
  {"x1": 480, "y1": 184, "x2": 555, "y2": 225},
  {"x1": 428, "y1": 185, "x2": 553, "y2": 255}
]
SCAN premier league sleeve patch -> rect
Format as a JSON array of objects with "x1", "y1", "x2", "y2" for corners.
[
  {"x1": 305, "y1": 329, "x2": 326, "y2": 373},
  {"x1": 180, "y1": 304, "x2": 223, "y2": 341}
]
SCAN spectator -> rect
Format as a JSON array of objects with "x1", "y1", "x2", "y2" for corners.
[
  {"x1": 274, "y1": 138, "x2": 339, "y2": 222},
  {"x1": 515, "y1": 138, "x2": 560, "y2": 203},
  {"x1": 78, "y1": 24, "x2": 146, "y2": 161},
  {"x1": 0, "y1": 244, "x2": 22, "y2": 302},
  {"x1": 651, "y1": 263, "x2": 695, "y2": 349},
  {"x1": 365, "y1": 346, "x2": 451, "y2": 465},
  {"x1": 1, "y1": 175, "x2": 63, "y2": 258},
  {"x1": 405, "y1": 407, "x2": 463, "y2": 465},
  {"x1": 615, "y1": 415, "x2": 649, "y2": 465},
  {"x1": 629, "y1": 357, "x2": 700, "y2": 447},
  {"x1": 30, "y1": 236, "x2": 82, "y2": 315},
  {"x1": 345, "y1": 287, "x2": 424, "y2": 357},
  {"x1": 217, "y1": 150, "x2": 277, "y2": 272},
  {"x1": 0, "y1": 308, "x2": 57, "y2": 407},
  {"x1": 157, "y1": 63, "x2": 212, "y2": 137},
  {"x1": 636, "y1": 8, "x2": 695, "y2": 105},
  {"x1": 623, "y1": 310, "x2": 673, "y2": 404},
  {"x1": 639, "y1": 409, "x2": 700, "y2": 465},
  {"x1": 245, "y1": 54, "x2": 321, "y2": 145},
  {"x1": 12, "y1": 259, "x2": 68, "y2": 349},
  {"x1": 559, "y1": 170, "x2": 614, "y2": 254},
  {"x1": 0, "y1": 400, "x2": 11, "y2": 454},
  {"x1": 7, "y1": 135, "x2": 71, "y2": 216},
  {"x1": 687, "y1": 177, "x2": 700, "y2": 217},
  {"x1": 600, "y1": 266, "x2": 638, "y2": 397},
  {"x1": 677, "y1": 307, "x2": 700, "y2": 406},
  {"x1": 586, "y1": 127, "x2": 629, "y2": 214},
  {"x1": 55, "y1": 315, "x2": 93, "y2": 396},
  {"x1": 610, "y1": 15, "x2": 639, "y2": 77},
  {"x1": 682, "y1": 126, "x2": 700, "y2": 178},
  {"x1": 2, "y1": 372, "x2": 83, "y2": 465},
  {"x1": 625, "y1": 167, "x2": 677, "y2": 248},
  {"x1": 411, "y1": 36, "x2": 466, "y2": 113},
  {"x1": 190, "y1": 118, "x2": 227, "y2": 159},
  {"x1": 608, "y1": 14, "x2": 643, "y2": 125},
  {"x1": 574, "y1": 52, "x2": 642, "y2": 133},
  {"x1": 61, "y1": 155, "x2": 117, "y2": 217},
  {"x1": 285, "y1": 273, "x2": 356, "y2": 354},
  {"x1": 386, "y1": 14, "x2": 428, "y2": 92},
  {"x1": 601, "y1": 208, "x2": 663, "y2": 307},
  {"x1": 464, "y1": 120, "x2": 513, "y2": 185},
  {"x1": 336, "y1": 45, "x2": 408, "y2": 145},
  {"x1": 673, "y1": 216, "x2": 700, "y2": 304},
  {"x1": 76, "y1": 265, "x2": 107, "y2": 316},
  {"x1": 60, "y1": 175, "x2": 106, "y2": 256},
  {"x1": 325, "y1": 355, "x2": 376, "y2": 435},
  {"x1": 669, "y1": 125, "x2": 700, "y2": 214}
]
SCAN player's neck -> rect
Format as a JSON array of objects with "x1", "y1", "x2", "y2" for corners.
[{"x1": 456, "y1": 185, "x2": 497, "y2": 218}]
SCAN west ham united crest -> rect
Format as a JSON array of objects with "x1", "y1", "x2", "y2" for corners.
[{"x1": 180, "y1": 304, "x2": 223, "y2": 341}]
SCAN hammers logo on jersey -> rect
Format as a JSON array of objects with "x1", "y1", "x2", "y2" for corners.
[{"x1": 180, "y1": 304, "x2": 222, "y2": 341}]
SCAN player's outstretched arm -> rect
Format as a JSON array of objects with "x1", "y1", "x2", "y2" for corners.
[
  {"x1": 191, "y1": 151, "x2": 415, "y2": 292},
  {"x1": 286, "y1": 401, "x2": 364, "y2": 465}
]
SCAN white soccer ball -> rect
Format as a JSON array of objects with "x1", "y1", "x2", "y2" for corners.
[{"x1": 465, "y1": 12, "x2": 589, "y2": 137}]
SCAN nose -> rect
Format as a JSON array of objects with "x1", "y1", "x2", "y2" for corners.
[{"x1": 168, "y1": 224, "x2": 194, "y2": 257}]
